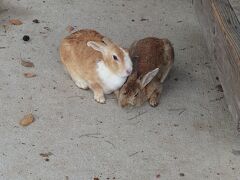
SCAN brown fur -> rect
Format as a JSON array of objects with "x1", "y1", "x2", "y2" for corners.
[{"x1": 116, "y1": 37, "x2": 174, "y2": 107}]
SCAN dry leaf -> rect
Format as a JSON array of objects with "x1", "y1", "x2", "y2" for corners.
[
  {"x1": 24, "y1": 73, "x2": 36, "y2": 78},
  {"x1": 21, "y1": 60, "x2": 34, "y2": 67},
  {"x1": 40, "y1": 152, "x2": 53, "y2": 157},
  {"x1": 9, "y1": 19, "x2": 23, "y2": 25},
  {"x1": 19, "y1": 114, "x2": 34, "y2": 126},
  {"x1": 66, "y1": 25, "x2": 74, "y2": 33}
]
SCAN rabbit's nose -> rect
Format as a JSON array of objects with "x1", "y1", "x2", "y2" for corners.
[
  {"x1": 119, "y1": 101, "x2": 127, "y2": 108},
  {"x1": 121, "y1": 103, "x2": 127, "y2": 108},
  {"x1": 126, "y1": 69, "x2": 132, "y2": 75}
]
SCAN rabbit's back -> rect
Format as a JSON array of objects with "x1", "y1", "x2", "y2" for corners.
[
  {"x1": 129, "y1": 37, "x2": 173, "y2": 76},
  {"x1": 64, "y1": 29, "x2": 103, "y2": 43},
  {"x1": 60, "y1": 29, "x2": 103, "y2": 70}
]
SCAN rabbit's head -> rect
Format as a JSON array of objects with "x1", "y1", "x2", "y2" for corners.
[
  {"x1": 116, "y1": 68, "x2": 159, "y2": 107},
  {"x1": 87, "y1": 37, "x2": 132, "y2": 78}
]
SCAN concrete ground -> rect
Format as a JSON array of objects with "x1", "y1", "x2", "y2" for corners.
[
  {"x1": 0, "y1": 0, "x2": 240, "y2": 180},
  {"x1": 231, "y1": 0, "x2": 240, "y2": 19}
]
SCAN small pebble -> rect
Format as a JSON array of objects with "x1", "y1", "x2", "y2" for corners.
[
  {"x1": 66, "y1": 25, "x2": 74, "y2": 33},
  {"x1": 140, "y1": 18, "x2": 149, "y2": 21},
  {"x1": 179, "y1": 173, "x2": 185, "y2": 177},
  {"x1": 33, "y1": 19, "x2": 39, "y2": 23},
  {"x1": 23, "y1": 35, "x2": 30, "y2": 41},
  {"x1": 216, "y1": 84, "x2": 223, "y2": 92}
]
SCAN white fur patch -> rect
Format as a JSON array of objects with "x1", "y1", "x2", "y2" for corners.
[
  {"x1": 97, "y1": 61, "x2": 127, "y2": 94},
  {"x1": 120, "y1": 48, "x2": 133, "y2": 76},
  {"x1": 124, "y1": 54, "x2": 132, "y2": 71}
]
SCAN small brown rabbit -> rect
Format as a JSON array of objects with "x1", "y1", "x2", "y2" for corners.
[
  {"x1": 115, "y1": 37, "x2": 174, "y2": 107},
  {"x1": 60, "y1": 29, "x2": 132, "y2": 103}
]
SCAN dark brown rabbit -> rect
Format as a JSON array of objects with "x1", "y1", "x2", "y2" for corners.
[{"x1": 115, "y1": 37, "x2": 174, "y2": 107}]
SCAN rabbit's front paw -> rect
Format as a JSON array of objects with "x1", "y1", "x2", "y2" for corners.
[
  {"x1": 149, "y1": 98, "x2": 159, "y2": 107},
  {"x1": 94, "y1": 94, "x2": 106, "y2": 104}
]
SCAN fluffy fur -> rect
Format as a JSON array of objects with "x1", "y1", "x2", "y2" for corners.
[
  {"x1": 60, "y1": 29, "x2": 132, "y2": 103},
  {"x1": 96, "y1": 61, "x2": 127, "y2": 94},
  {"x1": 116, "y1": 37, "x2": 174, "y2": 107}
]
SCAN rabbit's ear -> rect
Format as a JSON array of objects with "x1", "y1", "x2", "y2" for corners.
[
  {"x1": 102, "y1": 37, "x2": 113, "y2": 45},
  {"x1": 122, "y1": 47, "x2": 129, "y2": 52},
  {"x1": 87, "y1": 41, "x2": 106, "y2": 53},
  {"x1": 140, "y1": 68, "x2": 159, "y2": 88}
]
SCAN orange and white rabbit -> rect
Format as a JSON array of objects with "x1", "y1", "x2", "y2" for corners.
[{"x1": 60, "y1": 29, "x2": 132, "y2": 103}]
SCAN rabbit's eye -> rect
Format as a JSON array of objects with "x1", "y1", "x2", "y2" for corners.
[
  {"x1": 113, "y1": 55, "x2": 118, "y2": 61},
  {"x1": 123, "y1": 91, "x2": 127, "y2": 95},
  {"x1": 134, "y1": 92, "x2": 138, "y2": 97}
]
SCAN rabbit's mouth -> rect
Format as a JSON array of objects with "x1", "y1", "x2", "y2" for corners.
[
  {"x1": 119, "y1": 101, "x2": 136, "y2": 108},
  {"x1": 119, "y1": 100, "x2": 131, "y2": 108},
  {"x1": 119, "y1": 102, "x2": 129, "y2": 108},
  {"x1": 120, "y1": 68, "x2": 132, "y2": 78}
]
